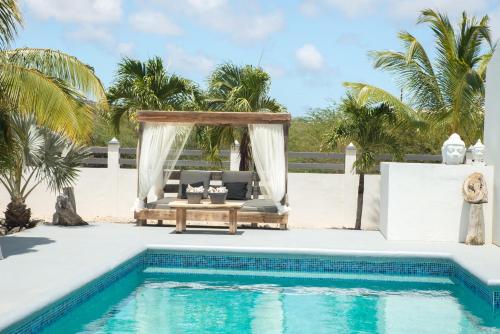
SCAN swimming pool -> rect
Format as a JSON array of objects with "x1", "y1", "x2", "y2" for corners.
[{"x1": 5, "y1": 249, "x2": 500, "y2": 333}]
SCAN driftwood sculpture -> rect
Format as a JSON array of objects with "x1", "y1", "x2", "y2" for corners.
[
  {"x1": 462, "y1": 173, "x2": 487, "y2": 245},
  {"x1": 52, "y1": 187, "x2": 87, "y2": 226}
]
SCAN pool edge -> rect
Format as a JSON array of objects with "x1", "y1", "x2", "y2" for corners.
[{"x1": 2, "y1": 245, "x2": 500, "y2": 333}]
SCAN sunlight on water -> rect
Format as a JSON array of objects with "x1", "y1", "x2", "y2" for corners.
[{"x1": 41, "y1": 270, "x2": 500, "y2": 334}]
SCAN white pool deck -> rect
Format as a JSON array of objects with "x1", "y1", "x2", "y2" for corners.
[{"x1": 2, "y1": 223, "x2": 500, "y2": 331}]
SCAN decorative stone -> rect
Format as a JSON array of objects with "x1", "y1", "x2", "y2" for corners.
[
  {"x1": 52, "y1": 187, "x2": 87, "y2": 226},
  {"x1": 472, "y1": 139, "x2": 486, "y2": 165},
  {"x1": 463, "y1": 172, "x2": 488, "y2": 204},
  {"x1": 463, "y1": 173, "x2": 487, "y2": 245},
  {"x1": 442, "y1": 133, "x2": 466, "y2": 165}
]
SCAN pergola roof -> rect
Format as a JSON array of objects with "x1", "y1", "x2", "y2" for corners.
[{"x1": 137, "y1": 111, "x2": 291, "y2": 125}]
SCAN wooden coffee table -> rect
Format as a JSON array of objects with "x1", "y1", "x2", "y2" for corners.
[{"x1": 169, "y1": 200, "x2": 244, "y2": 234}]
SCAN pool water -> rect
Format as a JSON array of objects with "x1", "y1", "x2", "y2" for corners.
[{"x1": 40, "y1": 269, "x2": 500, "y2": 334}]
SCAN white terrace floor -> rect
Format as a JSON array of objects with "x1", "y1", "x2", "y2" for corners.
[{"x1": 2, "y1": 223, "x2": 500, "y2": 331}]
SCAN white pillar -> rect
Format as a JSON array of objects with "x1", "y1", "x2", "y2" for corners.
[
  {"x1": 107, "y1": 138, "x2": 120, "y2": 170},
  {"x1": 485, "y1": 49, "x2": 500, "y2": 245},
  {"x1": 344, "y1": 143, "x2": 358, "y2": 228},
  {"x1": 230, "y1": 140, "x2": 240, "y2": 171},
  {"x1": 344, "y1": 143, "x2": 357, "y2": 175},
  {"x1": 107, "y1": 138, "x2": 120, "y2": 216}
]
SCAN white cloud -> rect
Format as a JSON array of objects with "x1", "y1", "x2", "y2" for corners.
[
  {"x1": 389, "y1": 0, "x2": 491, "y2": 19},
  {"x1": 166, "y1": 44, "x2": 215, "y2": 75},
  {"x1": 130, "y1": 11, "x2": 182, "y2": 35},
  {"x1": 117, "y1": 42, "x2": 134, "y2": 56},
  {"x1": 263, "y1": 64, "x2": 286, "y2": 78},
  {"x1": 300, "y1": 0, "x2": 375, "y2": 18},
  {"x1": 299, "y1": 0, "x2": 320, "y2": 16},
  {"x1": 68, "y1": 26, "x2": 134, "y2": 56},
  {"x1": 325, "y1": 0, "x2": 375, "y2": 18},
  {"x1": 227, "y1": 13, "x2": 284, "y2": 41},
  {"x1": 68, "y1": 25, "x2": 114, "y2": 44},
  {"x1": 25, "y1": 0, "x2": 122, "y2": 23},
  {"x1": 185, "y1": 0, "x2": 227, "y2": 12},
  {"x1": 490, "y1": 7, "x2": 500, "y2": 41},
  {"x1": 194, "y1": 7, "x2": 283, "y2": 41},
  {"x1": 156, "y1": 0, "x2": 284, "y2": 42},
  {"x1": 295, "y1": 44, "x2": 325, "y2": 71},
  {"x1": 300, "y1": 0, "x2": 493, "y2": 20}
]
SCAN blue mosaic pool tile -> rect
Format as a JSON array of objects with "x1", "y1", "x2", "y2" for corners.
[
  {"x1": 452, "y1": 265, "x2": 500, "y2": 309},
  {"x1": 4, "y1": 249, "x2": 500, "y2": 334},
  {"x1": 4, "y1": 252, "x2": 144, "y2": 334},
  {"x1": 145, "y1": 250, "x2": 455, "y2": 277}
]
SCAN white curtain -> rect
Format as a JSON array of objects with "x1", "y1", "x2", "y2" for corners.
[
  {"x1": 134, "y1": 123, "x2": 193, "y2": 210},
  {"x1": 248, "y1": 124, "x2": 289, "y2": 214}
]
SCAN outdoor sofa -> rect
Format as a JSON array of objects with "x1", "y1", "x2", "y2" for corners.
[{"x1": 134, "y1": 170, "x2": 288, "y2": 229}]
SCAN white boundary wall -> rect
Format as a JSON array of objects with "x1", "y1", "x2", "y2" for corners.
[
  {"x1": 0, "y1": 169, "x2": 381, "y2": 230},
  {"x1": 380, "y1": 162, "x2": 494, "y2": 243},
  {"x1": 0, "y1": 143, "x2": 380, "y2": 229}
]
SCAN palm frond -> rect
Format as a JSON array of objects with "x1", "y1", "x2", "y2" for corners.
[
  {"x1": 0, "y1": 62, "x2": 95, "y2": 141},
  {"x1": 107, "y1": 56, "x2": 201, "y2": 132},
  {"x1": 0, "y1": 0, "x2": 21, "y2": 49},
  {"x1": 2, "y1": 48, "x2": 108, "y2": 110},
  {"x1": 0, "y1": 115, "x2": 89, "y2": 200}
]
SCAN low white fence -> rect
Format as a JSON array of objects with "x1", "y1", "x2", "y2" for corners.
[{"x1": 0, "y1": 140, "x2": 440, "y2": 229}]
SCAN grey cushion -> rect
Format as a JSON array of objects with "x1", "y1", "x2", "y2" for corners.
[
  {"x1": 241, "y1": 199, "x2": 278, "y2": 213},
  {"x1": 147, "y1": 197, "x2": 176, "y2": 209},
  {"x1": 222, "y1": 171, "x2": 253, "y2": 199},
  {"x1": 178, "y1": 170, "x2": 211, "y2": 198}
]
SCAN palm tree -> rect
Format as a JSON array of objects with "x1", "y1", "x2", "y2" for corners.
[
  {"x1": 0, "y1": 1, "x2": 107, "y2": 142},
  {"x1": 107, "y1": 56, "x2": 201, "y2": 132},
  {"x1": 204, "y1": 63, "x2": 286, "y2": 171},
  {"x1": 0, "y1": 115, "x2": 89, "y2": 229},
  {"x1": 325, "y1": 94, "x2": 403, "y2": 230},
  {"x1": 346, "y1": 9, "x2": 494, "y2": 145}
]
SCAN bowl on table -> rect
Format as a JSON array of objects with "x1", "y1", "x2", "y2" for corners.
[
  {"x1": 186, "y1": 192, "x2": 203, "y2": 204},
  {"x1": 209, "y1": 192, "x2": 227, "y2": 204}
]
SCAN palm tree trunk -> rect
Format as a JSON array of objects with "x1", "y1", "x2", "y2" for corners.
[
  {"x1": 4, "y1": 197, "x2": 31, "y2": 229},
  {"x1": 239, "y1": 129, "x2": 251, "y2": 171},
  {"x1": 355, "y1": 173, "x2": 365, "y2": 230}
]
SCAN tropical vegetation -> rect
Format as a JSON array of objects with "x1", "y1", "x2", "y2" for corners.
[
  {"x1": 0, "y1": 115, "x2": 89, "y2": 229},
  {"x1": 107, "y1": 56, "x2": 201, "y2": 133},
  {"x1": 201, "y1": 63, "x2": 286, "y2": 170},
  {"x1": 0, "y1": 1, "x2": 107, "y2": 142},
  {"x1": 325, "y1": 95, "x2": 403, "y2": 229},
  {"x1": 0, "y1": 0, "x2": 494, "y2": 233},
  {"x1": 345, "y1": 9, "x2": 495, "y2": 146},
  {"x1": 0, "y1": 0, "x2": 107, "y2": 229}
]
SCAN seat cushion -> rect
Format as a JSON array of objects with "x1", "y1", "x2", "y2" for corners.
[
  {"x1": 240, "y1": 199, "x2": 278, "y2": 213},
  {"x1": 146, "y1": 197, "x2": 176, "y2": 209},
  {"x1": 222, "y1": 171, "x2": 253, "y2": 199},
  {"x1": 225, "y1": 182, "x2": 248, "y2": 200},
  {"x1": 178, "y1": 170, "x2": 211, "y2": 198}
]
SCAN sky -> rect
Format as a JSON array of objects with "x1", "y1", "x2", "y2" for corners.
[{"x1": 14, "y1": 0, "x2": 500, "y2": 116}]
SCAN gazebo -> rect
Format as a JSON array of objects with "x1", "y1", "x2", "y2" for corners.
[{"x1": 133, "y1": 111, "x2": 291, "y2": 230}]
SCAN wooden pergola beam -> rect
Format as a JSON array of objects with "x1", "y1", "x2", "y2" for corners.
[{"x1": 137, "y1": 111, "x2": 291, "y2": 125}]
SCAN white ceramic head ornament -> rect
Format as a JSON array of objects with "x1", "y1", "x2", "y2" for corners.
[
  {"x1": 442, "y1": 133, "x2": 466, "y2": 165},
  {"x1": 472, "y1": 139, "x2": 485, "y2": 165}
]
